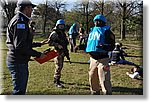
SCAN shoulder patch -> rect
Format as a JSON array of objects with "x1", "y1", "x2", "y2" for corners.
[{"x1": 17, "y1": 23, "x2": 25, "y2": 29}]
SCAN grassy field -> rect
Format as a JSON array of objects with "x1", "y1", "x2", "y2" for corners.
[{"x1": 0, "y1": 35, "x2": 143, "y2": 95}]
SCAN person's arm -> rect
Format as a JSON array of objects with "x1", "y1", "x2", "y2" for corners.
[
  {"x1": 48, "y1": 32, "x2": 63, "y2": 49},
  {"x1": 32, "y1": 42, "x2": 43, "y2": 47},
  {"x1": 104, "y1": 29, "x2": 115, "y2": 51},
  {"x1": 126, "y1": 72, "x2": 139, "y2": 79},
  {"x1": 41, "y1": 38, "x2": 50, "y2": 45},
  {"x1": 68, "y1": 26, "x2": 73, "y2": 38},
  {"x1": 122, "y1": 50, "x2": 127, "y2": 56},
  {"x1": 120, "y1": 50, "x2": 125, "y2": 60}
]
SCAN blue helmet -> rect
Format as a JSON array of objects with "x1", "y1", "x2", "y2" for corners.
[
  {"x1": 56, "y1": 19, "x2": 65, "y2": 27},
  {"x1": 93, "y1": 14, "x2": 106, "y2": 23}
]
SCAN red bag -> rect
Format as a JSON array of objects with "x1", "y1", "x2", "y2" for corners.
[{"x1": 34, "y1": 50, "x2": 58, "y2": 64}]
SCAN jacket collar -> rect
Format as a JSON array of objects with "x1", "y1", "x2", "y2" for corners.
[{"x1": 18, "y1": 11, "x2": 31, "y2": 21}]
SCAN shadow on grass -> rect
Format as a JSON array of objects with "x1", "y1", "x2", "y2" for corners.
[
  {"x1": 112, "y1": 86, "x2": 143, "y2": 95},
  {"x1": 2, "y1": 86, "x2": 143, "y2": 95},
  {"x1": 62, "y1": 82, "x2": 143, "y2": 95},
  {"x1": 125, "y1": 55, "x2": 143, "y2": 58},
  {"x1": 68, "y1": 61, "x2": 89, "y2": 64},
  {"x1": 63, "y1": 81, "x2": 90, "y2": 88},
  {"x1": 0, "y1": 48, "x2": 8, "y2": 51},
  {"x1": 30, "y1": 59, "x2": 90, "y2": 65}
]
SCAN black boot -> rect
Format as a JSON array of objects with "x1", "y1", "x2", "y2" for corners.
[
  {"x1": 91, "y1": 91, "x2": 100, "y2": 95},
  {"x1": 54, "y1": 78, "x2": 64, "y2": 88}
]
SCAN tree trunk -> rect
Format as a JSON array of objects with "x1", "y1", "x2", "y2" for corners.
[
  {"x1": 121, "y1": 2, "x2": 126, "y2": 40},
  {"x1": 1, "y1": 1, "x2": 17, "y2": 23},
  {"x1": 86, "y1": 3, "x2": 89, "y2": 34},
  {"x1": 101, "y1": 0, "x2": 104, "y2": 15},
  {"x1": 121, "y1": 17, "x2": 126, "y2": 40},
  {"x1": 43, "y1": 0, "x2": 48, "y2": 35}
]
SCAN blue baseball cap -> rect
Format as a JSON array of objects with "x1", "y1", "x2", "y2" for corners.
[{"x1": 17, "y1": 0, "x2": 36, "y2": 8}]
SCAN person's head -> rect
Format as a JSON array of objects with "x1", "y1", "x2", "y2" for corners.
[
  {"x1": 80, "y1": 23, "x2": 83, "y2": 27},
  {"x1": 114, "y1": 43, "x2": 121, "y2": 50},
  {"x1": 131, "y1": 67, "x2": 138, "y2": 73},
  {"x1": 93, "y1": 14, "x2": 106, "y2": 27},
  {"x1": 55, "y1": 19, "x2": 65, "y2": 30},
  {"x1": 72, "y1": 23, "x2": 78, "y2": 30},
  {"x1": 17, "y1": 0, "x2": 36, "y2": 17},
  {"x1": 72, "y1": 23, "x2": 77, "y2": 27}
]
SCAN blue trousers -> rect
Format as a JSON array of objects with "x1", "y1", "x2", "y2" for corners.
[
  {"x1": 116, "y1": 60, "x2": 137, "y2": 66},
  {"x1": 6, "y1": 62, "x2": 29, "y2": 95}
]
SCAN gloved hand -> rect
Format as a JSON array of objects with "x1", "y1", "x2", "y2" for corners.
[
  {"x1": 96, "y1": 45, "x2": 103, "y2": 48},
  {"x1": 41, "y1": 40, "x2": 49, "y2": 45},
  {"x1": 96, "y1": 44, "x2": 111, "y2": 51},
  {"x1": 43, "y1": 48, "x2": 51, "y2": 54},
  {"x1": 57, "y1": 45, "x2": 63, "y2": 49},
  {"x1": 39, "y1": 53, "x2": 46, "y2": 59}
]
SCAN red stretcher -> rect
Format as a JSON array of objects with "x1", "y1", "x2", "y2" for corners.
[{"x1": 34, "y1": 50, "x2": 58, "y2": 64}]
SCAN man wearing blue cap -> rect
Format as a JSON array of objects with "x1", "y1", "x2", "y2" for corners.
[
  {"x1": 6, "y1": 0, "x2": 44, "y2": 95},
  {"x1": 68, "y1": 23, "x2": 79, "y2": 52},
  {"x1": 86, "y1": 14, "x2": 115, "y2": 95}
]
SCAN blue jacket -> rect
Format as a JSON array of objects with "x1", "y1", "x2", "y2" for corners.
[
  {"x1": 86, "y1": 25, "x2": 110, "y2": 53},
  {"x1": 68, "y1": 23, "x2": 78, "y2": 35},
  {"x1": 6, "y1": 12, "x2": 41, "y2": 63}
]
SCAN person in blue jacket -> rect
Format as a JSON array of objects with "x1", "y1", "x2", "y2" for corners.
[
  {"x1": 86, "y1": 14, "x2": 115, "y2": 95},
  {"x1": 6, "y1": 0, "x2": 44, "y2": 95},
  {"x1": 68, "y1": 23, "x2": 79, "y2": 52}
]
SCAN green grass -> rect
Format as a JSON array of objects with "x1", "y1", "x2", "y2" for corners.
[{"x1": 0, "y1": 35, "x2": 143, "y2": 95}]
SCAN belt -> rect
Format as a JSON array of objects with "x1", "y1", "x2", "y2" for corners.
[{"x1": 89, "y1": 52, "x2": 108, "y2": 60}]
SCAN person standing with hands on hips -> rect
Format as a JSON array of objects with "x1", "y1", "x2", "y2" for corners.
[
  {"x1": 86, "y1": 14, "x2": 115, "y2": 95},
  {"x1": 6, "y1": 0, "x2": 45, "y2": 95}
]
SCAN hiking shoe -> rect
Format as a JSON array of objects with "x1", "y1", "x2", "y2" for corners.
[
  {"x1": 55, "y1": 83, "x2": 64, "y2": 88},
  {"x1": 91, "y1": 91, "x2": 100, "y2": 95}
]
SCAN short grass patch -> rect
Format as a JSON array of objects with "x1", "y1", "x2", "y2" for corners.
[{"x1": 0, "y1": 36, "x2": 143, "y2": 95}]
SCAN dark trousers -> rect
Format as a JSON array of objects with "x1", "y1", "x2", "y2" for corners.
[
  {"x1": 116, "y1": 60, "x2": 138, "y2": 66},
  {"x1": 70, "y1": 38, "x2": 77, "y2": 52},
  {"x1": 6, "y1": 61, "x2": 29, "y2": 95}
]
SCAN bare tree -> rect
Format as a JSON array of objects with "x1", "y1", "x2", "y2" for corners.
[
  {"x1": 48, "y1": 0, "x2": 66, "y2": 21},
  {"x1": 43, "y1": 0, "x2": 48, "y2": 35},
  {"x1": 71, "y1": 0, "x2": 92, "y2": 34},
  {"x1": 91, "y1": 0, "x2": 104, "y2": 15},
  {"x1": 33, "y1": 0, "x2": 66, "y2": 34},
  {"x1": 116, "y1": 0, "x2": 142, "y2": 40},
  {"x1": 0, "y1": 0, "x2": 17, "y2": 23},
  {"x1": 82, "y1": 0, "x2": 89, "y2": 34}
]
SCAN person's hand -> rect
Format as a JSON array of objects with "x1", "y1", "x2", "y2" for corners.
[
  {"x1": 39, "y1": 53, "x2": 46, "y2": 59},
  {"x1": 43, "y1": 48, "x2": 51, "y2": 54},
  {"x1": 41, "y1": 40, "x2": 48, "y2": 45},
  {"x1": 126, "y1": 72, "x2": 129, "y2": 75},
  {"x1": 69, "y1": 38, "x2": 73, "y2": 42},
  {"x1": 58, "y1": 45, "x2": 63, "y2": 49}
]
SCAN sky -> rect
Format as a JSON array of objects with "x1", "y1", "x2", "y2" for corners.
[
  {"x1": 0, "y1": 0, "x2": 150, "y2": 101},
  {"x1": 30, "y1": 0, "x2": 78, "y2": 10},
  {"x1": 31, "y1": 0, "x2": 78, "y2": 4}
]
